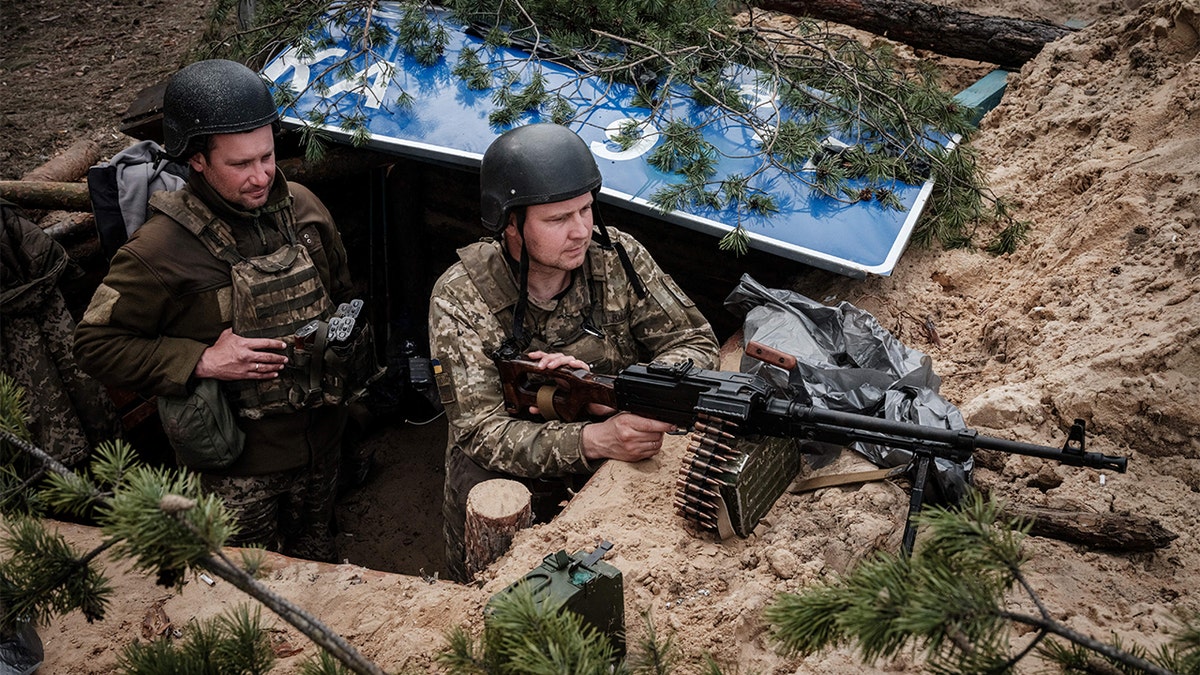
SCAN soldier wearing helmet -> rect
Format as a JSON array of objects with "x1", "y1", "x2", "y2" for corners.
[
  {"x1": 429, "y1": 123, "x2": 719, "y2": 581},
  {"x1": 74, "y1": 59, "x2": 354, "y2": 562}
]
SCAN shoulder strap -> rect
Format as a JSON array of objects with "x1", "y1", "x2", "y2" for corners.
[
  {"x1": 150, "y1": 190, "x2": 243, "y2": 267},
  {"x1": 789, "y1": 466, "x2": 907, "y2": 493},
  {"x1": 457, "y1": 239, "x2": 519, "y2": 315}
]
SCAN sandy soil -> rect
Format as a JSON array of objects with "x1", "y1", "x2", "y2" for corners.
[{"x1": 4, "y1": 0, "x2": 1198, "y2": 673}]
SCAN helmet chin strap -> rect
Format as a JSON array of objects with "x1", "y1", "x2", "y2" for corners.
[
  {"x1": 512, "y1": 212, "x2": 532, "y2": 350},
  {"x1": 592, "y1": 207, "x2": 646, "y2": 300},
  {"x1": 492, "y1": 204, "x2": 646, "y2": 363},
  {"x1": 493, "y1": 210, "x2": 533, "y2": 362}
]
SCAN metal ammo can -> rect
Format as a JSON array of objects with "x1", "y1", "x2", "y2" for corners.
[{"x1": 488, "y1": 541, "x2": 625, "y2": 657}]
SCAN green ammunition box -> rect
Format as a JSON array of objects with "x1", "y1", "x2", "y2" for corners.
[{"x1": 488, "y1": 542, "x2": 625, "y2": 656}]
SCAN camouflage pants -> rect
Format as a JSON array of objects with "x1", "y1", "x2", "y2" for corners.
[
  {"x1": 442, "y1": 447, "x2": 588, "y2": 582},
  {"x1": 202, "y1": 445, "x2": 341, "y2": 563}
]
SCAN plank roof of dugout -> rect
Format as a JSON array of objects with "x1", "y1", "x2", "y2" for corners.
[{"x1": 262, "y1": 3, "x2": 959, "y2": 278}]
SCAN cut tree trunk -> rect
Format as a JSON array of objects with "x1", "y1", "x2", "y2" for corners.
[
  {"x1": 748, "y1": 0, "x2": 1074, "y2": 69},
  {"x1": 0, "y1": 180, "x2": 92, "y2": 212},
  {"x1": 40, "y1": 210, "x2": 96, "y2": 242},
  {"x1": 20, "y1": 139, "x2": 102, "y2": 183},
  {"x1": 1003, "y1": 504, "x2": 1179, "y2": 551},
  {"x1": 464, "y1": 479, "x2": 533, "y2": 579}
]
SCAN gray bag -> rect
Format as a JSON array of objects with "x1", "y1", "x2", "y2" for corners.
[{"x1": 157, "y1": 379, "x2": 245, "y2": 469}]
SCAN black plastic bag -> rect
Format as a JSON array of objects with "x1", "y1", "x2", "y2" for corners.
[{"x1": 725, "y1": 274, "x2": 971, "y2": 503}]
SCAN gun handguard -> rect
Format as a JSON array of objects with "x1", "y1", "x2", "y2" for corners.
[{"x1": 495, "y1": 358, "x2": 619, "y2": 422}]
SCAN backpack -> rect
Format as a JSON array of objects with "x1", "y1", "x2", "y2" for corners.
[{"x1": 87, "y1": 140, "x2": 188, "y2": 258}]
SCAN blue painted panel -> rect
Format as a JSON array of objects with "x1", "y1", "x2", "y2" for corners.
[{"x1": 263, "y1": 3, "x2": 953, "y2": 277}]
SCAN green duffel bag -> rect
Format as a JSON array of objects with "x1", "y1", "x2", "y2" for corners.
[{"x1": 157, "y1": 378, "x2": 245, "y2": 470}]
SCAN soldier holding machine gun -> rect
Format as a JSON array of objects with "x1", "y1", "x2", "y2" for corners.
[
  {"x1": 496, "y1": 341, "x2": 1128, "y2": 554},
  {"x1": 428, "y1": 123, "x2": 720, "y2": 581}
]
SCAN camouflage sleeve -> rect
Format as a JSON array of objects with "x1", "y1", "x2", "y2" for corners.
[
  {"x1": 429, "y1": 265, "x2": 594, "y2": 478},
  {"x1": 616, "y1": 229, "x2": 720, "y2": 369},
  {"x1": 73, "y1": 249, "x2": 208, "y2": 398}
]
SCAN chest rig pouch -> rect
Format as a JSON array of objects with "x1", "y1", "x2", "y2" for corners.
[{"x1": 188, "y1": 209, "x2": 381, "y2": 419}]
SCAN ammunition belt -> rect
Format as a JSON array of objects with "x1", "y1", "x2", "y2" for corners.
[{"x1": 674, "y1": 413, "x2": 803, "y2": 538}]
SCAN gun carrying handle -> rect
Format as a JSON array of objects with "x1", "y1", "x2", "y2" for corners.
[{"x1": 745, "y1": 341, "x2": 798, "y2": 371}]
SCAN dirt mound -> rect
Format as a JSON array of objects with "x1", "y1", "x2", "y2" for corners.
[{"x1": 17, "y1": 0, "x2": 1199, "y2": 673}]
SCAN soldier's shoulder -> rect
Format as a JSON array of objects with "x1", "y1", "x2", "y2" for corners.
[
  {"x1": 286, "y1": 180, "x2": 319, "y2": 205},
  {"x1": 433, "y1": 260, "x2": 470, "y2": 288},
  {"x1": 124, "y1": 212, "x2": 197, "y2": 257}
]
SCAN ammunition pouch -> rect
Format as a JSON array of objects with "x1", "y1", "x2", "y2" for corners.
[
  {"x1": 158, "y1": 378, "x2": 245, "y2": 469},
  {"x1": 287, "y1": 300, "x2": 387, "y2": 409}
]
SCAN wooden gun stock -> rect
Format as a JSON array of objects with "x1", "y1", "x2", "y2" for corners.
[
  {"x1": 495, "y1": 358, "x2": 618, "y2": 422},
  {"x1": 745, "y1": 340, "x2": 797, "y2": 371}
]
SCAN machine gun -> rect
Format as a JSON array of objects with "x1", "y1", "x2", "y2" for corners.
[{"x1": 495, "y1": 342, "x2": 1128, "y2": 554}]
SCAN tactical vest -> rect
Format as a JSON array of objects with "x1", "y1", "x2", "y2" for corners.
[
  {"x1": 458, "y1": 239, "x2": 631, "y2": 374},
  {"x1": 188, "y1": 209, "x2": 335, "y2": 418}
]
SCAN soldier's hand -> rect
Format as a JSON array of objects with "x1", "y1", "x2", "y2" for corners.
[
  {"x1": 581, "y1": 412, "x2": 675, "y2": 463},
  {"x1": 194, "y1": 328, "x2": 289, "y2": 381},
  {"x1": 523, "y1": 350, "x2": 613, "y2": 417},
  {"x1": 525, "y1": 350, "x2": 589, "y2": 372}
]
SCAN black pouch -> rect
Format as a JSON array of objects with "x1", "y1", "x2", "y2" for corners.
[
  {"x1": 323, "y1": 320, "x2": 387, "y2": 406},
  {"x1": 157, "y1": 379, "x2": 245, "y2": 470}
]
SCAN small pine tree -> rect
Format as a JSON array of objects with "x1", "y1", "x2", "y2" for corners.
[
  {"x1": 763, "y1": 491, "x2": 1198, "y2": 675},
  {"x1": 0, "y1": 372, "x2": 384, "y2": 675}
]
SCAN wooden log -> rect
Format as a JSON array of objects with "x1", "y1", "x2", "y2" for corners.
[
  {"x1": 21, "y1": 139, "x2": 102, "y2": 183},
  {"x1": 40, "y1": 210, "x2": 95, "y2": 241},
  {"x1": 748, "y1": 0, "x2": 1074, "y2": 70},
  {"x1": 0, "y1": 181, "x2": 92, "y2": 212},
  {"x1": 1003, "y1": 504, "x2": 1179, "y2": 552},
  {"x1": 464, "y1": 479, "x2": 533, "y2": 578}
]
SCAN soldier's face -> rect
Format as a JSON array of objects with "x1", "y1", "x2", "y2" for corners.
[
  {"x1": 189, "y1": 125, "x2": 276, "y2": 210},
  {"x1": 506, "y1": 192, "x2": 594, "y2": 273}
]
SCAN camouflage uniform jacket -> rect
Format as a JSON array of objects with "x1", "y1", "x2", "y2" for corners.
[
  {"x1": 2, "y1": 200, "x2": 117, "y2": 466},
  {"x1": 73, "y1": 172, "x2": 353, "y2": 475},
  {"x1": 429, "y1": 227, "x2": 719, "y2": 478}
]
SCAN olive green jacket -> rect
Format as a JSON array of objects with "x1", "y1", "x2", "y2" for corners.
[{"x1": 74, "y1": 173, "x2": 353, "y2": 474}]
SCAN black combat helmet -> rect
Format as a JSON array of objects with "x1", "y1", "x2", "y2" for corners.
[
  {"x1": 162, "y1": 59, "x2": 279, "y2": 159},
  {"x1": 479, "y1": 123, "x2": 602, "y2": 233}
]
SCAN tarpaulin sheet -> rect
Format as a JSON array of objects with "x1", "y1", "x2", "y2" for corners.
[{"x1": 725, "y1": 274, "x2": 971, "y2": 500}]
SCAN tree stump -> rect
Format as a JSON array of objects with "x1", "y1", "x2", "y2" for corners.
[{"x1": 465, "y1": 479, "x2": 533, "y2": 579}]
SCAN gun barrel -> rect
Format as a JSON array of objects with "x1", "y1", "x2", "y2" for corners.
[{"x1": 771, "y1": 401, "x2": 1127, "y2": 472}]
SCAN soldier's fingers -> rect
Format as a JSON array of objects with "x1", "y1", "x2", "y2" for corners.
[
  {"x1": 242, "y1": 336, "x2": 288, "y2": 351},
  {"x1": 255, "y1": 353, "x2": 289, "y2": 365}
]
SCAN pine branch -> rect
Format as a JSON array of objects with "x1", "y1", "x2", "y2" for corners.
[
  {"x1": 0, "y1": 427, "x2": 72, "y2": 478},
  {"x1": 996, "y1": 608, "x2": 1176, "y2": 675},
  {"x1": 764, "y1": 492, "x2": 1184, "y2": 674},
  {"x1": 166, "y1": 503, "x2": 386, "y2": 675},
  {"x1": 0, "y1": 377, "x2": 388, "y2": 675}
]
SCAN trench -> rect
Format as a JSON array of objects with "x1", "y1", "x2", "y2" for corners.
[{"x1": 97, "y1": 149, "x2": 801, "y2": 579}]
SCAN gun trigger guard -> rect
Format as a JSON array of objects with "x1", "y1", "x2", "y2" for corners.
[{"x1": 537, "y1": 384, "x2": 560, "y2": 421}]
